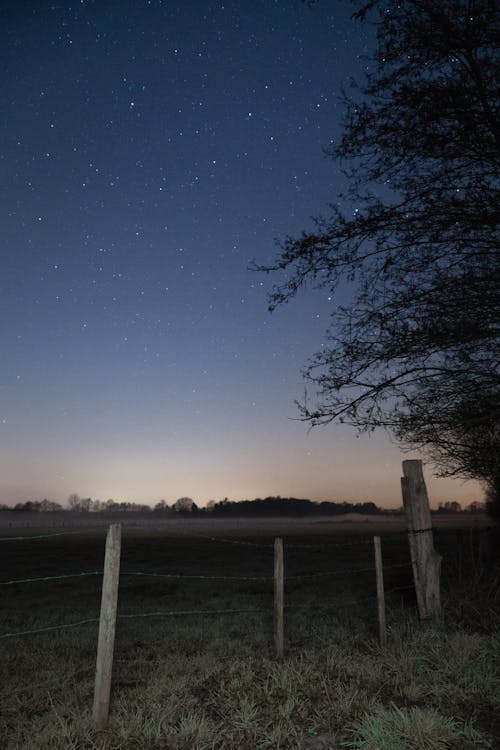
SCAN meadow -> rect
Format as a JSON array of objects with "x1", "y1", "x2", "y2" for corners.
[{"x1": 0, "y1": 515, "x2": 498, "y2": 749}]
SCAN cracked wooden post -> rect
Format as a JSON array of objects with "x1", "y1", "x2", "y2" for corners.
[
  {"x1": 401, "y1": 460, "x2": 441, "y2": 619},
  {"x1": 274, "y1": 537, "x2": 284, "y2": 659},
  {"x1": 93, "y1": 523, "x2": 121, "y2": 729}
]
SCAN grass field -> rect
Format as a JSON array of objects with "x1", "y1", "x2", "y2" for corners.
[{"x1": 0, "y1": 516, "x2": 499, "y2": 749}]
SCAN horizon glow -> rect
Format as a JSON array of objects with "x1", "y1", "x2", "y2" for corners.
[{"x1": 0, "y1": 2, "x2": 483, "y2": 511}]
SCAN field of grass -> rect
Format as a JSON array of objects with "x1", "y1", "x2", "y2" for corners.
[{"x1": 0, "y1": 517, "x2": 498, "y2": 749}]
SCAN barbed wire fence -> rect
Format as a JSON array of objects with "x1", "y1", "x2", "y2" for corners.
[
  {"x1": 2, "y1": 520, "x2": 490, "y2": 636},
  {"x1": 2, "y1": 517, "x2": 490, "y2": 728},
  {"x1": 1, "y1": 522, "x2": 489, "y2": 637},
  {"x1": 0, "y1": 533, "x2": 414, "y2": 641}
]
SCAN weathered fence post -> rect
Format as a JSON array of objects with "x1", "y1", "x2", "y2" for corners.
[
  {"x1": 373, "y1": 535, "x2": 387, "y2": 646},
  {"x1": 274, "y1": 537, "x2": 284, "y2": 659},
  {"x1": 93, "y1": 523, "x2": 121, "y2": 730},
  {"x1": 401, "y1": 460, "x2": 441, "y2": 619}
]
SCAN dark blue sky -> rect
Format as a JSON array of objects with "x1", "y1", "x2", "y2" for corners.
[{"x1": 0, "y1": 0, "x2": 480, "y2": 507}]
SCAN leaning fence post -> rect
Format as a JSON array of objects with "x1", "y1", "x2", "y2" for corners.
[
  {"x1": 401, "y1": 460, "x2": 441, "y2": 619},
  {"x1": 93, "y1": 523, "x2": 121, "y2": 730},
  {"x1": 274, "y1": 537, "x2": 284, "y2": 659},
  {"x1": 373, "y1": 536, "x2": 387, "y2": 647}
]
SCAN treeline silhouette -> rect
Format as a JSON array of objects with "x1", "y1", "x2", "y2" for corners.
[
  {"x1": 201, "y1": 497, "x2": 382, "y2": 517},
  {"x1": 1, "y1": 495, "x2": 384, "y2": 516},
  {"x1": 0, "y1": 495, "x2": 483, "y2": 516}
]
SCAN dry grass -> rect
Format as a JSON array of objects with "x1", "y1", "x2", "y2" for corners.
[{"x1": 0, "y1": 518, "x2": 498, "y2": 749}]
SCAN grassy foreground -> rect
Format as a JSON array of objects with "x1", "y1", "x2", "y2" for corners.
[{"x1": 0, "y1": 521, "x2": 498, "y2": 749}]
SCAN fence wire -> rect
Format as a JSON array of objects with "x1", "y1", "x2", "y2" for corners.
[
  {"x1": 121, "y1": 570, "x2": 271, "y2": 581},
  {"x1": 117, "y1": 606, "x2": 267, "y2": 620},
  {"x1": 0, "y1": 569, "x2": 274, "y2": 587},
  {"x1": 173, "y1": 530, "x2": 274, "y2": 548},
  {"x1": 0, "y1": 617, "x2": 100, "y2": 640},
  {"x1": 171, "y1": 528, "x2": 387, "y2": 550},
  {"x1": 0, "y1": 528, "x2": 106, "y2": 542},
  {"x1": 284, "y1": 562, "x2": 411, "y2": 580},
  {"x1": 0, "y1": 588, "x2": 417, "y2": 640},
  {"x1": 0, "y1": 606, "x2": 268, "y2": 640},
  {"x1": 0, "y1": 560, "x2": 413, "y2": 589},
  {"x1": 0, "y1": 525, "x2": 417, "y2": 642},
  {"x1": 0, "y1": 571, "x2": 103, "y2": 586},
  {"x1": 0, "y1": 584, "x2": 417, "y2": 642},
  {"x1": 282, "y1": 538, "x2": 380, "y2": 549}
]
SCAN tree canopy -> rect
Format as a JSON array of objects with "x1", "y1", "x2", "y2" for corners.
[{"x1": 256, "y1": 1, "x2": 499, "y2": 500}]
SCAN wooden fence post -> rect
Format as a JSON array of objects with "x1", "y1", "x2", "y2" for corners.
[
  {"x1": 401, "y1": 460, "x2": 441, "y2": 619},
  {"x1": 373, "y1": 536, "x2": 387, "y2": 647},
  {"x1": 93, "y1": 523, "x2": 121, "y2": 730},
  {"x1": 274, "y1": 537, "x2": 284, "y2": 659}
]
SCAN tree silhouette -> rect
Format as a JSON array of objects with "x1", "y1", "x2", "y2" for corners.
[
  {"x1": 256, "y1": 0, "x2": 499, "y2": 511},
  {"x1": 173, "y1": 497, "x2": 196, "y2": 513}
]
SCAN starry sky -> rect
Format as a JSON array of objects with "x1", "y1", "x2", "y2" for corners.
[{"x1": 1, "y1": 0, "x2": 482, "y2": 508}]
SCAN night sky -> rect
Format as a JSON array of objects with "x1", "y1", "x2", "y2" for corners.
[{"x1": 1, "y1": 0, "x2": 481, "y2": 508}]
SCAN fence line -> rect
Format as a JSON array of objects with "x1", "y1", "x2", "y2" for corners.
[
  {"x1": 117, "y1": 607, "x2": 267, "y2": 620},
  {"x1": 172, "y1": 530, "x2": 385, "y2": 550},
  {"x1": 0, "y1": 519, "x2": 490, "y2": 546},
  {"x1": 0, "y1": 521, "x2": 420, "y2": 731},
  {"x1": 0, "y1": 534, "x2": 415, "y2": 644},
  {"x1": 286, "y1": 593, "x2": 378, "y2": 610},
  {"x1": 170, "y1": 527, "x2": 393, "y2": 550},
  {"x1": 0, "y1": 529, "x2": 107, "y2": 542},
  {"x1": 0, "y1": 561, "x2": 413, "y2": 589},
  {"x1": 278, "y1": 537, "x2": 379, "y2": 549},
  {"x1": 283, "y1": 562, "x2": 411, "y2": 580},
  {"x1": 0, "y1": 524, "x2": 402, "y2": 549},
  {"x1": 173, "y1": 530, "x2": 274, "y2": 547},
  {"x1": 2, "y1": 487, "x2": 489, "y2": 736},
  {"x1": 1, "y1": 521, "x2": 421, "y2": 730},
  {"x1": 121, "y1": 571, "x2": 272, "y2": 581},
  {"x1": 0, "y1": 585, "x2": 417, "y2": 641},
  {"x1": 0, "y1": 617, "x2": 100, "y2": 640},
  {"x1": 0, "y1": 546, "x2": 388, "y2": 585},
  {"x1": 0, "y1": 607, "x2": 272, "y2": 640},
  {"x1": 0, "y1": 571, "x2": 103, "y2": 586}
]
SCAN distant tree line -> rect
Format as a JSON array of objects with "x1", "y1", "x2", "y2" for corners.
[
  {"x1": 0, "y1": 499, "x2": 64, "y2": 513},
  {"x1": 198, "y1": 496, "x2": 382, "y2": 517},
  {"x1": 435, "y1": 500, "x2": 485, "y2": 514},
  {"x1": 0, "y1": 494, "x2": 485, "y2": 515}
]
